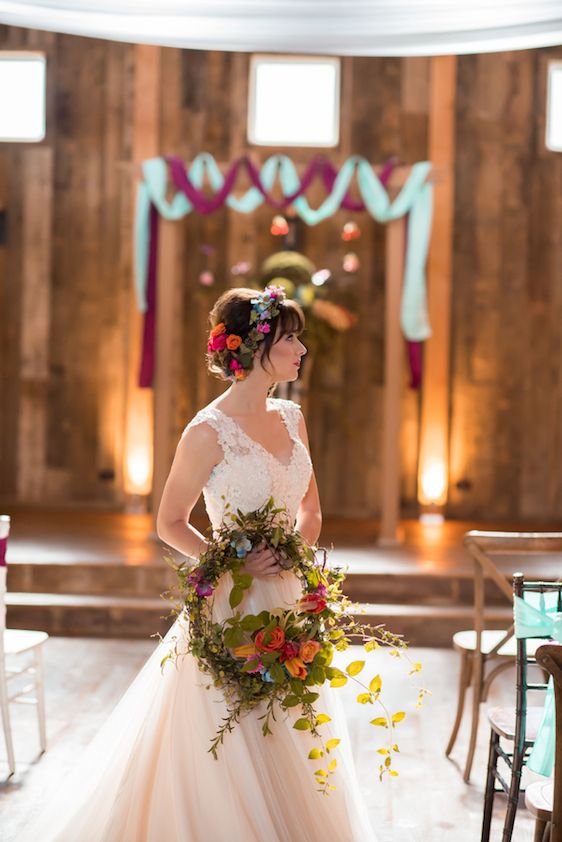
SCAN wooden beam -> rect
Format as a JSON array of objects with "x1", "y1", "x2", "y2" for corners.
[
  {"x1": 379, "y1": 215, "x2": 407, "y2": 546},
  {"x1": 418, "y1": 55, "x2": 457, "y2": 509},
  {"x1": 124, "y1": 45, "x2": 161, "y2": 507},
  {"x1": 152, "y1": 220, "x2": 183, "y2": 516}
]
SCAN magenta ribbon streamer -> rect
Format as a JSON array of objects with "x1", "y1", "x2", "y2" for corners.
[
  {"x1": 138, "y1": 154, "x2": 420, "y2": 388},
  {"x1": 0, "y1": 537, "x2": 7, "y2": 567},
  {"x1": 166, "y1": 154, "x2": 366, "y2": 214},
  {"x1": 138, "y1": 203, "x2": 159, "y2": 388}
]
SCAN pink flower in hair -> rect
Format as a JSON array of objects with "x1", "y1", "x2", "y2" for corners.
[
  {"x1": 257, "y1": 323, "x2": 271, "y2": 334},
  {"x1": 229, "y1": 358, "x2": 243, "y2": 371},
  {"x1": 209, "y1": 333, "x2": 227, "y2": 352}
]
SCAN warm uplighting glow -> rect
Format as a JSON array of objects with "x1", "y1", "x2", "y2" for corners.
[
  {"x1": 126, "y1": 446, "x2": 152, "y2": 494},
  {"x1": 420, "y1": 458, "x2": 447, "y2": 505}
]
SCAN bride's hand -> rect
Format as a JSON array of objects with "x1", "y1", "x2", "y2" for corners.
[{"x1": 240, "y1": 539, "x2": 283, "y2": 578}]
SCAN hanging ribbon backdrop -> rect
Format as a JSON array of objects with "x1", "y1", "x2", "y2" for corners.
[{"x1": 135, "y1": 154, "x2": 433, "y2": 388}]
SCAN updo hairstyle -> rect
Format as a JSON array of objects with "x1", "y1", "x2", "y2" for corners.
[{"x1": 206, "y1": 287, "x2": 305, "y2": 382}]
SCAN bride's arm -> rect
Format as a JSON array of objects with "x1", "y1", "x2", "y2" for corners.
[
  {"x1": 156, "y1": 423, "x2": 221, "y2": 559},
  {"x1": 157, "y1": 423, "x2": 285, "y2": 577},
  {"x1": 295, "y1": 412, "x2": 322, "y2": 546}
]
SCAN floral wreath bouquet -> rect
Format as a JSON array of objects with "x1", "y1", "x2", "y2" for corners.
[{"x1": 164, "y1": 498, "x2": 429, "y2": 793}]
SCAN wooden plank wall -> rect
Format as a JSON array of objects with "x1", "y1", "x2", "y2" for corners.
[
  {"x1": 0, "y1": 26, "x2": 561, "y2": 520},
  {"x1": 448, "y1": 47, "x2": 562, "y2": 520}
]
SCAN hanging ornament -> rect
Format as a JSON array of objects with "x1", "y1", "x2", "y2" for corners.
[
  {"x1": 341, "y1": 221, "x2": 361, "y2": 242},
  {"x1": 343, "y1": 252, "x2": 360, "y2": 273},
  {"x1": 311, "y1": 269, "x2": 331, "y2": 287},
  {"x1": 198, "y1": 270, "x2": 215, "y2": 286},
  {"x1": 231, "y1": 261, "x2": 252, "y2": 276},
  {"x1": 270, "y1": 215, "x2": 289, "y2": 237}
]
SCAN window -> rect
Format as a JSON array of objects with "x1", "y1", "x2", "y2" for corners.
[
  {"x1": 248, "y1": 55, "x2": 340, "y2": 147},
  {"x1": 546, "y1": 61, "x2": 562, "y2": 152},
  {"x1": 0, "y1": 53, "x2": 46, "y2": 142}
]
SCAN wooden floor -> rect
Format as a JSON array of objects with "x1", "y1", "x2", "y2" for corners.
[
  {"x1": 0, "y1": 639, "x2": 541, "y2": 842},
  {"x1": 5, "y1": 508, "x2": 562, "y2": 574},
  {"x1": 3, "y1": 509, "x2": 561, "y2": 645}
]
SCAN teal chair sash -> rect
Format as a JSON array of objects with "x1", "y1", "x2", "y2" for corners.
[{"x1": 514, "y1": 593, "x2": 561, "y2": 776}]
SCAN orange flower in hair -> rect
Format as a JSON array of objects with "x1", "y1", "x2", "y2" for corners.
[
  {"x1": 210, "y1": 322, "x2": 226, "y2": 338},
  {"x1": 226, "y1": 334, "x2": 242, "y2": 350},
  {"x1": 234, "y1": 369, "x2": 246, "y2": 381}
]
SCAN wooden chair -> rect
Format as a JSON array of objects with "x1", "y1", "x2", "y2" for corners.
[
  {"x1": 525, "y1": 644, "x2": 562, "y2": 842},
  {"x1": 446, "y1": 531, "x2": 562, "y2": 783},
  {"x1": 0, "y1": 515, "x2": 48, "y2": 777},
  {"x1": 480, "y1": 575, "x2": 560, "y2": 842}
]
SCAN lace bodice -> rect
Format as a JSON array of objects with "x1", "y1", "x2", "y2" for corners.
[{"x1": 182, "y1": 398, "x2": 313, "y2": 530}]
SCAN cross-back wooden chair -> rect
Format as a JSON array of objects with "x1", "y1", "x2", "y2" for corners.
[
  {"x1": 481, "y1": 575, "x2": 560, "y2": 842},
  {"x1": 446, "y1": 531, "x2": 562, "y2": 782},
  {"x1": 525, "y1": 643, "x2": 562, "y2": 842}
]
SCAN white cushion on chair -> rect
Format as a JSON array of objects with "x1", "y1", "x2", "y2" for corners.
[
  {"x1": 525, "y1": 779, "x2": 553, "y2": 822},
  {"x1": 4, "y1": 628, "x2": 48, "y2": 655},
  {"x1": 452, "y1": 629, "x2": 541, "y2": 657},
  {"x1": 487, "y1": 704, "x2": 545, "y2": 740}
]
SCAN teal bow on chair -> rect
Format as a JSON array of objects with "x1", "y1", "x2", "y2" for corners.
[{"x1": 514, "y1": 593, "x2": 562, "y2": 776}]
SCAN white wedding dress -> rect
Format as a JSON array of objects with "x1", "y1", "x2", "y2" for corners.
[{"x1": 21, "y1": 398, "x2": 378, "y2": 842}]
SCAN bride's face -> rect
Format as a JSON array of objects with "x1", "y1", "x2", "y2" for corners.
[{"x1": 264, "y1": 330, "x2": 307, "y2": 382}]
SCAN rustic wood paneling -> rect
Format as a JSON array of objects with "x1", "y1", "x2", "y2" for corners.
[
  {"x1": 449, "y1": 47, "x2": 562, "y2": 520},
  {"x1": 1, "y1": 27, "x2": 561, "y2": 520}
]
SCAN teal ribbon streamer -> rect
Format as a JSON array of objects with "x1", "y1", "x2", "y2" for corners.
[
  {"x1": 134, "y1": 154, "x2": 433, "y2": 343},
  {"x1": 514, "y1": 593, "x2": 561, "y2": 776}
]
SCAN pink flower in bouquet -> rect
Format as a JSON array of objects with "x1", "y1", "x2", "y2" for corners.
[
  {"x1": 297, "y1": 594, "x2": 327, "y2": 615},
  {"x1": 299, "y1": 640, "x2": 321, "y2": 663},
  {"x1": 245, "y1": 657, "x2": 264, "y2": 674},
  {"x1": 284, "y1": 657, "x2": 308, "y2": 679},
  {"x1": 255, "y1": 626, "x2": 285, "y2": 652},
  {"x1": 195, "y1": 581, "x2": 214, "y2": 598},
  {"x1": 279, "y1": 641, "x2": 300, "y2": 663},
  {"x1": 315, "y1": 583, "x2": 327, "y2": 597}
]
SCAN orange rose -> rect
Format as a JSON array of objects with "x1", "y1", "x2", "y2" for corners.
[
  {"x1": 299, "y1": 640, "x2": 321, "y2": 663},
  {"x1": 235, "y1": 369, "x2": 246, "y2": 381},
  {"x1": 284, "y1": 657, "x2": 307, "y2": 679},
  {"x1": 226, "y1": 334, "x2": 242, "y2": 350},
  {"x1": 210, "y1": 323, "x2": 226, "y2": 338},
  {"x1": 232, "y1": 644, "x2": 257, "y2": 658},
  {"x1": 255, "y1": 626, "x2": 285, "y2": 652}
]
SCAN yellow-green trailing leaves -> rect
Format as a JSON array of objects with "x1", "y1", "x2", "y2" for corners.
[
  {"x1": 325, "y1": 738, "x2": 340, "y2": 752},
  {"x1": 346, "y1": 660, "x2": 365, "y2": 677},
  {"x1": 369, "y1": 674, "x2": 382, "y2": 694},
  {"x1": 308, "y1": 748, "x2": 324, "y2": 760},
  {"x1": 293, "y1": 718, "x2": 311, "y2": 731},
  {"x1": 392, "y1": 711, "x2": 406, "y2": 724},
  {"x1": 316, "y1": 713, "x2": 332, "y2": 725}
]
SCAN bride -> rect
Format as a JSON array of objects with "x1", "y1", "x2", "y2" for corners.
[{"x1": 21, "y1": 285, "x2": 378, "y2": 842}]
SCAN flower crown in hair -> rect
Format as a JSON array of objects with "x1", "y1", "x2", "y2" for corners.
[{"x1": 207, "y1": 285, "x2": 287, "y2": 381}]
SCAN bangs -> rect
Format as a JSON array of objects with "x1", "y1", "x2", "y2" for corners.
[{"x1": 276, "y1": 299, "x2": 305, "y2": 336}]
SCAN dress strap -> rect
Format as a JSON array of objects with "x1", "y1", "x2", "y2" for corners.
[
  {"x1": 274, "y1": 398, "x2": 302, "y2": 441},
  {"x1": 182, "y1": 406, "x2": 249, "y2": 455}
]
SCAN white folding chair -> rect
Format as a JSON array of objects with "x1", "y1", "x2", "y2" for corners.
[{"x1": 0, "y1": 515, "x2": 48, "y2": 776}]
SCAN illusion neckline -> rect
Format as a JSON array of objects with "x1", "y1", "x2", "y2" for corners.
[{"x1": 212, "y1": 400, "x2": 297, "y2": 469}]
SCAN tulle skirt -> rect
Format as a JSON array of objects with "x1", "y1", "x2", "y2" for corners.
[{"x1": 20, "y1": 571, "x2": 377, "y2": 842}]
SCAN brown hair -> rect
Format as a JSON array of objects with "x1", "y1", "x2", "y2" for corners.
[{"x1": 206, "y1": 287, "x2": 305, "y2": 382}]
